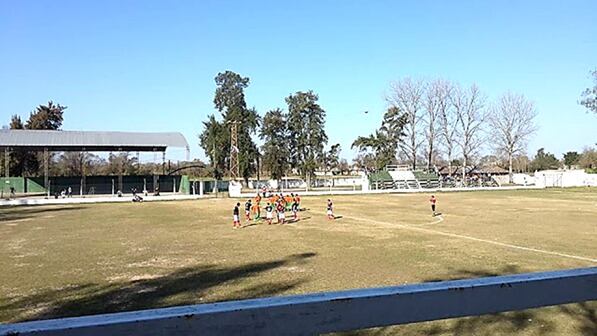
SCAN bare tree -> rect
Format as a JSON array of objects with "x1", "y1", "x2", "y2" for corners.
[
  {"x1": 438, "y1": 82, "x2": 459, "y2": 176},
  {"x1": 452, "y1": 84, "x2": 486, "y2": 182},
  {"x1": 488, "y1": 92, "x2": 538, "y2": 182},
  {"x1": 386, "y1": 78, "x2": 425, "y2": 170},
  {"x1": 423, "y1": 79, "x2": 452, "y2": 171}
]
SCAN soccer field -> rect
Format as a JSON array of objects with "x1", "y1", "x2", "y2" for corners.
[{"x1": 1, "y1": 188, "x2": 595, "y2": 335}]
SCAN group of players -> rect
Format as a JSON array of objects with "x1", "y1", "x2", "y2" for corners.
[
  {"x1": 232, "y1": 193, "x2": 335, "y2": 229},
  {"x1": 232, "y1": 192, "x2": 437, "y2": 229}
]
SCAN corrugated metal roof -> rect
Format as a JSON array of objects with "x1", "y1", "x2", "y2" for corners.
[{"x1": 0, "y1": 130, "x2": 189, "y2": 151}]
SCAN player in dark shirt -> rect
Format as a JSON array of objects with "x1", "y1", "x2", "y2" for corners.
[
  {"x1": 291, "y1": 196, "x2": 299, "y2": 220},
  {"x1": 327, "y1": 199, "x2": 334, "y2": 220},
  {"x1": 265, "y1": 203, "x2": 274, "y2": 225},
  {"x1": 245, "y1": 199, "x2": 252, "y2": 220},
  {"x1": 233, "y1": 203, "x2": 241, "y2": 229}
]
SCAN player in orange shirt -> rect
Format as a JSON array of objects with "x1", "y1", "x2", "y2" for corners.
[{"x1": 429, "y1": 195, "x2": 437, "y2": 217}]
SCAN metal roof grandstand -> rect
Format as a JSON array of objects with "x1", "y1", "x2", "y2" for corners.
[{"x1": 0, "y1": 130, "x2": 189, "y2": 152}]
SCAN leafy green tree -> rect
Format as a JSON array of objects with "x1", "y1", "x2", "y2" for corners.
[
  {"x1": 578, "y1": 147, "x2": 597, "y2": 170},
  {"x1": 7, "y1": 101, "x2": 66, "y2": 176},
  {"x1": 52, "y1": 152, "x2": 103, "y2": 176},
  {"x1": 579, "y1": 70, "x2": 596, "y2": 114},
  {"x1": 7, "y1": 115, "x2": 30, "y2": 176},
  {"x1": 351, "y1": 107, "x2": 407, "y2": 170},
  {"x1": 9, "y1": 115, "x2": 24, "y2": 130},
  {"x1": 260, "y1": 108, "x2": 289, "y2": 181},
  {"x1": 322, "y1": 143, "x2": 341, "y2": 174},
  {"x1": 530, "y1": 148, "x2": 560, "y2": 171},
  {"x1": 212, "y1": 71, "x2": 260, "y2": 183},
  {"x1": 563, "y1": 151, "x2": 581, "y2": 168},
  {"x1": 103, "y1": 153, "x2": 139, "y2": 175},
  {"x1": 338, "y1": 158, "x2": 350, "y2": 175},
  {"x1": 352, "y1": 153, "x2": 376, "y2": 172},
  {"x1": 26, "y1": 101, "x2": 66, "y2": 130},
  {"x1": 199, "y1": 115, "x2": 227, "y2": 180},
  {"x1": 286, "y1": 91, "x2": 328, "y2": 187}
]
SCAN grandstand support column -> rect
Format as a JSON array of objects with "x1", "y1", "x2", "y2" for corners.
[
  {"x1": 118, "y1": 151, "x2": 123, "y2": 193},
  {"x1": 81, "y1": 150, "x2": 87, "y2": 197},
  {"x1": 4, "y1": 147, "x2": 9, "y2": 178},
  {"x1": 162, "y1": 151, "x2": 166, "y2": 175},
  {"x1": 153, "y1": 148, "x2": 158, "y2": 193},
  {"x1": 43, "y1": 147, "x2": 49, "y2": 194}
]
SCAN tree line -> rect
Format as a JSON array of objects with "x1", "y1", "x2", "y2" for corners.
[
  {"x1": 200, "y1": 70, "x2": 597, "y2": 184},
  {"x1": 351, "y1": 78, "x2": 539, "y2": 183},
  {"x1": 199, "y1": 71, "x2": 339, "y2": 186},
  {"x1": 3, "y1": 68, "x2": 595, "y2": 181}
]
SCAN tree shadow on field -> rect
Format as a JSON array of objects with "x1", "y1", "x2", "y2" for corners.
[
  {"x1": 333, "y1": 265, "x2": 596, "y2": 336},
  {"x1": 0, "y1": 205, "x2": 88, "y2": 223},
  {"x1": 1, "y1": 252, "x2": 316, "y2": 323}
]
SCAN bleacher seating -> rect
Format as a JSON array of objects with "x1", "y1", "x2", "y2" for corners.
[
  {"x1": 368, "y1": 171, "x2": 396, "y2": 189},
  {"x1": 394, "y1": 180, "x2": 408, "y2": 189},
  {"x1": 369, "y1": 169, "x2": 444, "y2": 190},
  {"x1": 413, "y1": 171, "x2": 440, "y2": 189}
]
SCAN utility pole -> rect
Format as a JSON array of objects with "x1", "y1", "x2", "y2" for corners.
[{"x1": 229, "y1": 121, "x2": 240, "y2": 181}]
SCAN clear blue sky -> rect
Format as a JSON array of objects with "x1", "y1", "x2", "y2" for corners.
[{"x1": 1, "y1": 0, "x2": 596, "y2": 162}]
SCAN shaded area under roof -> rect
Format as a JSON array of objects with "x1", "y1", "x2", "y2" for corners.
[{"x1": 0, "y1": 130, "x2": 189, "y2": 152}]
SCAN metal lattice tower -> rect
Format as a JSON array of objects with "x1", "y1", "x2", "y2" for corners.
[{"x1": 229, "y1": 121, "x2": 240, "y2": 181}]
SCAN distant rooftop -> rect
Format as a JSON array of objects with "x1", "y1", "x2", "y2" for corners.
[{"x1": 0, "y1": 130, "x2": 189, "y2": 152}]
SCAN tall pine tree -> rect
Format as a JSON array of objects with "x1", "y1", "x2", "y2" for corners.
[
  {"x1": 260, "y1": 108, "x2": 289, "y2": 181},
  {"x1": 286, "y1": 91, "x2": 328, "y2": 187},
  {"x1": 212, "y1": 71, "x2": 260, "y2": 183}
]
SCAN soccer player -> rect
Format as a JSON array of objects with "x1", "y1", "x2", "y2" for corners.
[
  {"x1": 253, "y1": 195, "x2": 261, "y2": 220},
  {"x1": 430, "y1": 195, "x2": 437, "y2": 216},
  {"x1": 265, "y1": 202, "x2": 274, "y2": 225},
  {"x1": 245, "y1": 199, "x2": 252, "y2": 220},
  {"x1": 233, "y1": 203, "x2": 241, "y2": 229},
  {"x1": 327, "y1": 199, "x2": 334, "y2": 220},
  {"x1": 291, "y1": 195, "x2": 299, "y2": 220},
  {"x1": 277, "y1": 201, "x2": 286, "y2": 224}
]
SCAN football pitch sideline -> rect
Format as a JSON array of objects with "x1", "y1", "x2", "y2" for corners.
[{"x1": 0, "y1": 188, "x2": 595, "y2": 335}]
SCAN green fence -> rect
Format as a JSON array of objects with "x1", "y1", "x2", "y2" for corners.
[{"x1": 0, "y1": 177, "x2": 25, "y2": 193}]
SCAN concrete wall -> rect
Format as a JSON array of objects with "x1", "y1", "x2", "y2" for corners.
[
  {"x1": 534, "y1": 169, "x2": 597, "y2": 187},
  {"x1": 512, "y1": 173, "x2": 534, "y2": 185}
]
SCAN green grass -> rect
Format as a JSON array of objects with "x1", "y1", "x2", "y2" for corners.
[{"x1": 0, "y1": 188, "x2": 596, "y2": 335}]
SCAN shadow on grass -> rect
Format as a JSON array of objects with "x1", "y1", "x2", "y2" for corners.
[
  {"x1": 334, "y1": 265, "x2": 596, "y2": 336},
  {"x1": 1, "y1": 252, "x2": 316, "y2": 323},
  {"x1": 0, "y1": 206, "x2": 88, "y2": 223}
]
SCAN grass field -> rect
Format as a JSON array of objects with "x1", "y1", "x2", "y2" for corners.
[{"x1": 1, "y1": 188, "x2": 596, "y2": 335}]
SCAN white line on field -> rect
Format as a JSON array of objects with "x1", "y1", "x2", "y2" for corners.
[
  {"x1": 410, "y1": 215, "x2": 444, "y2": 226},
  {"x1": 318, "y1": 211, "x2": 597, "y2": 264}
]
